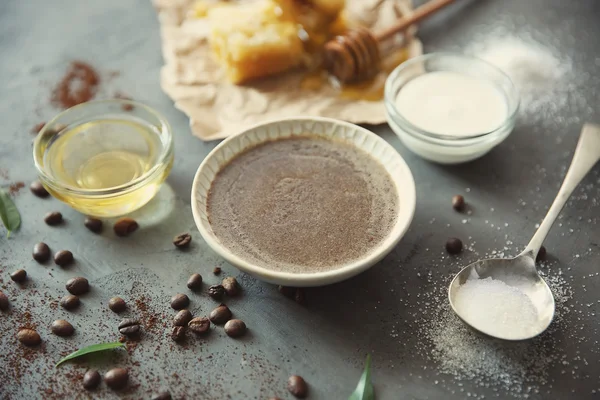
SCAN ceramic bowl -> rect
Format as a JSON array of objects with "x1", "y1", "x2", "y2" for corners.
[{"x1": 191, "y1": 117, "x2": 416, "y2": 286}]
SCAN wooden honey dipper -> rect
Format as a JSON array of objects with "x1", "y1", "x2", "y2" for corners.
[{"x1": 324, "y1": 0, "x2": 456, "y2": 83}]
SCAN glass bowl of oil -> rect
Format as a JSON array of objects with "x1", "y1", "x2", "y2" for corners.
[{"x1": 33, "y1": 99, "x2": 174, "y2": 217}]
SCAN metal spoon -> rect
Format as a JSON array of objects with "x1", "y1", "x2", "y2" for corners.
[{"x1": 449, "y1": 123, "x2": 600, "y2": 340}]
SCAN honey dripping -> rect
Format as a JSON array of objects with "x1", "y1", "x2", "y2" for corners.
[{"x1": 301, "y1": 47, "x2": 410, "y2": 101}]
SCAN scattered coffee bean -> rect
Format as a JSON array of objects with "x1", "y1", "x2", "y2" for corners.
[
  {"x1": 278, "y1": 285, "x2": 295, "y2": 298},
  {"x1": 445, "y1": 237, "x2": 463, "y2": 255},
  {"x1": 173, "y1": 233, "x2": 191, "y2": 249},
  {"x1": 187, "y1": 273, "x2": 203, "y2": 290},
  {"x1": 0, "y1": 292, "x2": 9, "y2": 311},
  {"x1": 33, "y1": 122, "x2": 46, "y2": 133},
  {"x1": 44, "y1": 211, "x2": 63, "y2": 225},
  {"x1": 294, "y1": 288, "x2": 305, "y2": 305},
  {"x1": 536, "y1": 245, "x2": 547, "y2": 262},
  {"x1": 152, "y1": 392, "x2": 172, "y2": 400},
  {"x1": 108, "y1": 297, "x2": 127, "y2": 313},
  {"x1": 54, "y1": 250, "x2": 74, "y2": 267},
  {"x1": 83, "y1": 370, "x2": 101, "y2": 390},
  {"x1": 222, "y1": 277, "x2": 241, "y2": 297},
  {"x1": 208, "y1": 285, "x2": 225, "y2": 300},
  {"x1": 33, "y1": 242, "x2": 51, "y2": 263},
  {"x1": 171, "y1": 326, "x2": 186, "y2": 342},
  {"x1": 209, "y1": 304, "x2": 232, "y2": 324},
  {"x1": 213, "y1": 267, "x2": 221, "y2": 275},
  {"x1": 452, "y1": 195, "x2": 465, "y2": 211},
  {"x1": 173, "y1": 309, "x2": 193, "y2": 326},
  {"x1": 224, "y1": 319, "x2": 247, "y2": 338},
  {"x1": 84, "y1": 217, "x2": 103, "y2": 233},
  {"x1": 287, "y1": 375, "x2": 309, "y2": 398},
  {"x1": 118, "y1": 319, "x2": 141, "y2": 336},
  {"x1": 51, "y1": 319, "x2": 75, "y2": 337},
  {"x1": 17, "y1": 328, "x2": 41, "y2": 346},
  {"x1": 170, "y1": 293, "x2": 190, "y2": 310},
  {"x1": 30, "y1": 181, "x2": 49, "y2": 198},
  {"x1": 105, "y1": 368, "x2": 129, "y2": 390},
  {"x1": 66, "y1": 277, "x2": 89, "y2": 295},
  {"x1": 10, "y1": 269, "x2": 27, "y2": 283},
  {"x1": 113, "y1": 217, "x2": 138, "y2": 237},
  {"x1": 60, "y1": 294, "x2": 80, "y2": 310},
  {"x1": 188, "y1": 317, "x2": 210, "y2": 334}
]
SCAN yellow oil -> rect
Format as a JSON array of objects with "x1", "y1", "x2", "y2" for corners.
[{"x1": 43, "y1": 118, "x2": 173, "y2": 217}]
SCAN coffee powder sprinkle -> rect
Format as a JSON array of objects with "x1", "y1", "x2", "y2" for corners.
[{"x1": 52, "y1": 61, "x2": 100, "y2": 109}]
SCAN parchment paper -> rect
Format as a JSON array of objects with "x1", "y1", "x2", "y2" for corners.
[{"x1": 154, "y1": 0, "x2": 423, "y2": 141}]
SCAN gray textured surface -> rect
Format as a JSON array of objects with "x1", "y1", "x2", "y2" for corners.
[{"x1": 1, "y1": 0, "x2": 599, "y2": 399}]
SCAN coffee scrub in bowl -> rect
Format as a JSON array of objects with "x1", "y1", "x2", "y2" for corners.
[{"x1": 191, "y1": 117, "x2": 416, "y2": 286}]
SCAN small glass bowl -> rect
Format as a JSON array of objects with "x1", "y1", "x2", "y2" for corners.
[
  {"x1": 385, "y1": 53, "x2": 519, "y2": 164},
  {"x1": 33, "y1": 99, "x2": 174, "y2": 217}
]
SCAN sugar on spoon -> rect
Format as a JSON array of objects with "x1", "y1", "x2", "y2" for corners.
[{"x1": 448, "y1": 123, "x2": 600, "y2": 341}]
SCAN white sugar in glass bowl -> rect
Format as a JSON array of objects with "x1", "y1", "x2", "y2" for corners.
[
  {"x1": 191, "y1": 117, "x2": 416, "y2": 287},
  {"x1": 385, "y1": 53, "x2": 520, "y2": 164}
]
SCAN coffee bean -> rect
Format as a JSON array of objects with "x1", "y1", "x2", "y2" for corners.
[
  {"x1": 51, "y1": 319, "x2": 75, "y2": 337},
  {"x1": 287, "y1": 375, "x2": 308, "y2": 398},
  {"x1": 60, "y1": 294, "x2": 80, "y2": 310},
  {"x1": 171, "y1": 326, "x2": 186, "y2": 342},
  {"x1": 294, "y1": 288, "x2": 305, "y2": 305},
  {"x1": 187, "y1": 273, "x2": 203, "y2": 291},
  {"x1": 445, "y1": 238, "x2": 463, "y2": 254},
  {"x1": 44, "y1": 211, "x2": 63, "y2": 225},
  {"x1": 213, "y1": 267, "x2": 221, "y2": 275},
  {"x1": 222, "y1": 277, "x2": 241, "y2": 297},
  {"x1": 152, "y1": 392, "x2": 172, "y2": 400},
  {"x1": 66, "y1": 277, "x2": 89, "y2": 295},
  {"x1": 0, "y1": 292, "x2": 9, "y2": 311},
  {"x1": 173, "y1": 309, "x2": 193, "y2": 326},
  {"x1": 170, "y1": 293, "x2": 190, "y2": 310},
  {"x1": 113, "y1": 218, "x2": 138, "y2": 237},
  {"x1": 33, "y1": 242, "x2": 51, "y2": 263},
  {"x1": 54, "y1": 250, "x2": 74, "y2": 267},
  {"x1": 278, "y1": 286, "x2": 295, "y2": 298},
  {"x1": 209, "y1": 304, "x2": 232, "y2": 324},
  {"x1": 10, "y1": 269, "x2": 27, "y2": 283},
  {"x1": 108, "y1": 297, "x2": 127, "y2": 313},
  {"x1": 452, "y1": 195, "x2": 465, "y2": 211},
  {"x1": 173, "y1": 233, "x2": 191, "y2": 249},
  {"x1": 84, "y1": 217, "x2": 103, "y2": 233},
  {"x1": 30, "y1": 181, "x2": 49, "y2": 198},
  {"x1": 118, "y1": 319, "x2": 141, "y2": 336},
  {"x1": 208, "y1": 285, "x2": 225, "y2": 300},
  {"x1": 17, "y1": 328, "x2": 41, "y2": 346},
  {"x1": 83, "y1": 370, "x2": 101, "y2": 390},
  {"x1": 33, "y1": 122, "x2": 46, "y2": 134},
  {"x1": 224, "y1": 319, "x2": 247, "y2": 338},
  {"x1": 188, "y1": 317, "x2": 210, "y2": 334},
  {"x1": 105, "y1": 368, "x2": 128, "y2": 390},
  {"x1": 536, "y1": 246, "x2": 547, "y2": 262}
]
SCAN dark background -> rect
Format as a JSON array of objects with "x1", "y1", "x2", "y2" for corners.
[{"x1": 0, "y1": 0, "x2": 599, "y2": 399}]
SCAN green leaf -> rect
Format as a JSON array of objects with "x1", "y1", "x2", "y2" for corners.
[
  {"x1": 56, "y1": 341, "x2": 126, "y2": 367},
  {"x1": 348, "y1": 354, "x2": 375, "y2": 400},
  {"x1": 0, "y1": 189, "x2": 21, "y2": 238}
]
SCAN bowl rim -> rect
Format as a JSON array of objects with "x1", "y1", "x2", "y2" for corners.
[
  {"x1": 384, "y1": 52, "x2": 520, "y2": 142},
  {"x1": 32, "y1": 99, "x2": 174, "y2": 197},
  {"x1": 190, "y1": 116, "x2": 416, "y2": 286}
]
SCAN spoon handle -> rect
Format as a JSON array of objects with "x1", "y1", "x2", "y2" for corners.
[{"x1": 522, "y1": 123, "x2": 600, "y2": 259}]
